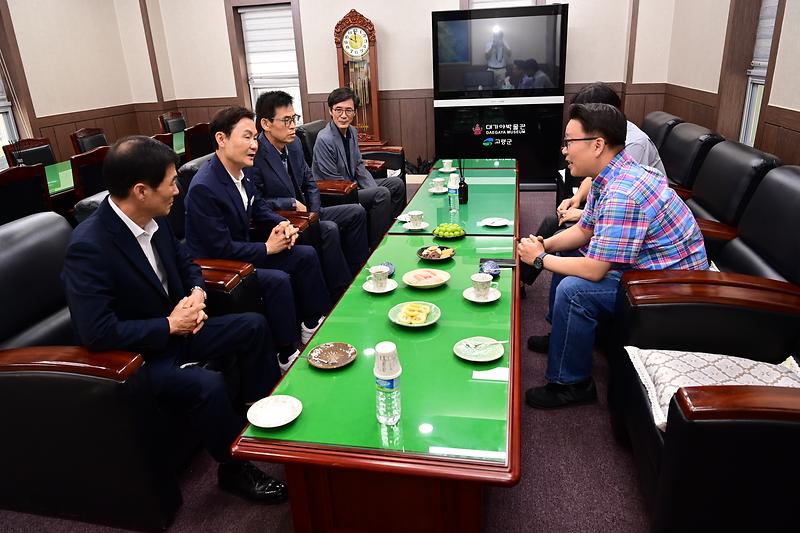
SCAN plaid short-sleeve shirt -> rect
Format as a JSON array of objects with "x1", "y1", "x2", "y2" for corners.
[{"x1": 578, "y1": 151, "x2": 707, "y2": 271}]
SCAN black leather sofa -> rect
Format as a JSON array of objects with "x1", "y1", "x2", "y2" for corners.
[{"x1": 0, "y1": 212, "x2": 260, "y2": 530}]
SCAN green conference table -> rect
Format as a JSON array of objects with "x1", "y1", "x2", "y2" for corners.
[
  {"x1": 432, "y1": 158, "x2": 517, "y2": 170},
  {"x1": 45, "y1": 161, "x2": 74, "y2": 196},
  {"x1": 391, "y1": 168, "x2": 518, "y2": 237},
  {"x1": 233, "y1": 235, "x2": 521, "y2": 533},
  {"x1": 43, "y1": 133, "x2": 185, "y2": 197}
]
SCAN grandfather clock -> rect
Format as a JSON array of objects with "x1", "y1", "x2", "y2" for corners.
[{"x1": 334, "y1": 9, "x2": 385, "y2": 147}]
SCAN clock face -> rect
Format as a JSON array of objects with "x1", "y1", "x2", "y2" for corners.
[{"x1": 342, "y1": 27, "x2": 369, "y2": 58}]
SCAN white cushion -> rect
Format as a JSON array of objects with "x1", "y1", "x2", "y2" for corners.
[{"x1": 625, "y1": 346, "x2": 800, "y2": 431}]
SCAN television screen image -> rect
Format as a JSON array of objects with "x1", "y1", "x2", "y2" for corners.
[{"x1": 433, "y1": 5, "x2": 567, "y2": 100}]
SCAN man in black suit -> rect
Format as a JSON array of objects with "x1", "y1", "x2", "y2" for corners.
[
  {"x1": 184, "y1": 107, "x2": 330, "y2": 372},
  {"x1": 62, "y1": 135, "x2": 287, "y2": 503},
  {"x1": 248, "y1": 90, "x2": 369, "y2": 298}
]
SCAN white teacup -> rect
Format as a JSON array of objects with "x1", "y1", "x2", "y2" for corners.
[
  {"x1": 432, "y1": 177, "x2": 445, "y2": 189},
  {"x1": 408, "y1": 210, "x2": 424, "y2": 228},
  {"x1": 367, "y1": 265, "x2": 390, "y2": 290},
  {"x1": 470, "y1": 273, "x2": 499, "y2": 299},
  {"x1": 441, "y1": 159, "x2": 453, "y2": 171}
]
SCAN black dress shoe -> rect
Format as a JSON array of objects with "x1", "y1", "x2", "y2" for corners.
[
  {"x1": 218, "y1": 462, "x2": 288, "y2": 504},
  {"x1": 525, "y1": 379, "x2": 597, "y2": 409},
  {"x1": 527, "y1": 333, "x2": 550, "y2": 353}
]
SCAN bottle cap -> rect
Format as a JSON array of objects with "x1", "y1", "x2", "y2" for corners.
[{"x1": 374, "y1": 341, "x2": 402, "y2": 379}]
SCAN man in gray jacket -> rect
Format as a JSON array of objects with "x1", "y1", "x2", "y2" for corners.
[{"x1": 312, "y1": 87, "x2": 405, "y2": 248}]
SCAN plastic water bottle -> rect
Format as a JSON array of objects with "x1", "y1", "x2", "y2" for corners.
[
  {"x1": 374, "y1": 341, "x2": 402, "y2": 425},
  {"x1": 448, "y1": 173, "x2": 460, "y2": 215}
]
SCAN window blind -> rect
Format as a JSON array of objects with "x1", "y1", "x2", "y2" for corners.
[
  {"x1": 238, "y1": 5, "x2": 299, "y2": 88},
  {"x1": 469, "y1": 0, "x2": 536, "y2": 8},
  {"x1": 749, "y1": 0, "x2": 778, "y2": 77}
]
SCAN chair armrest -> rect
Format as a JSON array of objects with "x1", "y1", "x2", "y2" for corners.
[
  {"x1": 0, "y1": 346, "x2": 143, "y2": 381},
  {"x1": 621, "y1": 270, "x2": 800, "y2": 314},
  {"x1": 676, "y1": 385, "x2": 800, "y2": 423},
  {"x1": 669, "y1": 183, "x2": 693, "y2": 201},
  {"x1": 194, "y1": 259, "x2": 254, "y2": 294},
  {"x1": 616, "y1": 270, "x2": 800, "y2": 358},
  {"x1": 317, "y1": 179, "x2": 358, "y2": 195},
  {"x1": 275, "y1": 210, "x2": 320, "y2": 232},
  {"x1": 364, "y1": 159, "x2": 387, "y2": 181},
  {"x1": 697, "y1": 219, "x2": 737, "y2": 242}
]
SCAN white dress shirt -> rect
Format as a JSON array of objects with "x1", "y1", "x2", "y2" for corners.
[
  {"x1": 108, "y1": 197, "x2": 169, "y2": 294},
  {"x1": 228, "y1": 169, "x2": 249, "y2": 210}
]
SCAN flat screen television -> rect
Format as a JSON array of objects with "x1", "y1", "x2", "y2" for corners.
[{"x1": 432, "y1": 4, "x2": 568, "y2": 102}]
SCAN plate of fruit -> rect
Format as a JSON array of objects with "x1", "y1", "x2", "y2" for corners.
[
  {"x1": 432, "y1": 223, "x2": 466, "y2": 239},
  {"x1": 417, "y1": 245, "x2": 456, "y2": 262}
]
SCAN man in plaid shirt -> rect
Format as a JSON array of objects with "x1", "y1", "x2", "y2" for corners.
[{"x1": 518, "y1": 103, "x2": 707, "y2": 409}]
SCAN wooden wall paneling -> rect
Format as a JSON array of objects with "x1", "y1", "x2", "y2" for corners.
[
  {"x1": 303, "y1": 102, "x2": 329, "y2": 122},
  {"x1": 774, "y1": 126, "x2": 800, "y2": 165},
  {"x1": 398, "y1": 98, "x2": 427, "y2": 165},
  {"x1": 96, "y1": 116, "x2": 119, "y2": 142},
  {"x1": 758, "y1": 122, "x2": 780, "y2": 155},
  {"x1": 378, "y1": 98, "x2": 401, "y2": 147},
  {"x1": 51, "y1": 123, "x2": 78, "y2": 161},
  {"x1": 184, "y1": 107, "x2": 208, "y2": 127},
  {"x1": 714, "y1": 0, "x2": 761, "y2": 139},
  {"x1": 112, "y1": 113, "x2": 139, "y2": 140},
  {"x1": 624, "y1": 94, "x2": 646, "y2": 126}
]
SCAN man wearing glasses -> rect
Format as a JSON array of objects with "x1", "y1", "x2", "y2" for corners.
[
  {"x1": 185, "y1": 106, "x2": 331, "y2": 374},
  {"x1": 247, "y1": 90, "x2": 369, "y2": 299},
  {"x1": 312, "y1": 87, "x2": 406, "y2": 248},
  {"x1": 517, "y1": 103, "x2": 707, "y2": 409}
]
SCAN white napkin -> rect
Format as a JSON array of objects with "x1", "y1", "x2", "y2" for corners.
[{"x1": 472, "y1": 367, "x2": 509, "y2": 382}]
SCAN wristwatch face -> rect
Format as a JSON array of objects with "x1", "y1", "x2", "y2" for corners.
[
  {"x1": 343, "y1": 27, "x2": 369, "y2": 58},
  {"x1": 534, "y1": 253, "x2": 546, "y2": 270}
]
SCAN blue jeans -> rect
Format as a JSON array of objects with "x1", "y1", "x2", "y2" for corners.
[{"x1": 544, "y1": 253, "x2": 622, "y2": 385}]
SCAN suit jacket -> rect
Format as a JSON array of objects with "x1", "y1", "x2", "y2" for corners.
[
  {"x1": 184, "y1": 154, "x2": 286, "y2": 265},
  {"x1": 247, "y1": 135, "x2": 321, "y2": 213},
  {"x1": 62, "y1": 198, "x2": 204, "y2": 357},
  {"x1": 312, "y1": 121, "x2": 377, "y2": 189}
]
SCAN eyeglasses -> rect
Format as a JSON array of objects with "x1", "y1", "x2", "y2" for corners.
[
  {"x1": 332, "y1": 107, "x2": 356, "y2": 116},
  {"x1": 561, "y1": 137, "x2": 600, "y2": 149},
  {"x1": 269, "y1": 114, "x2": 301, "y2": 127}
]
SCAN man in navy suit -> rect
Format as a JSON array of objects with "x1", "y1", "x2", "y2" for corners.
[
  {"x1": 184, "y1": 107, "x2": 330, "y2": 371},
  {"x1": 62, "y1": 136, "x2": 287, "y2": 503},
  {"x1": 247, "y1": 90, "x2": 368, "y2": 298},
  {"x1": 312, "y1": 87, "x2": 406, "y2": 248}
]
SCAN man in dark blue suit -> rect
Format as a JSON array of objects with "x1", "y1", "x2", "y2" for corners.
[
  {"x1": 247, "y1": 90, "x2": 368, "y2": 298},
  {"x1": 62, "y1": 136, "x2": 287, "y2": 503},
  {"x1": 184, "y1": 107, "x2": 330, "y2": 371}
]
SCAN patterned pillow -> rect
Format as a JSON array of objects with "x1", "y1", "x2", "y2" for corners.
[{"x1": 625, "y1": 346, "x2": 800, "y2": 431}]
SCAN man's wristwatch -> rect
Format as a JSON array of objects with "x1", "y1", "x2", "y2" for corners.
[
  {"x1": 533, "y1": 252, "x2": 548, "y2": 271},
  {"x1": 190, "y1": 286, "x2": 207, "y2": 301}
]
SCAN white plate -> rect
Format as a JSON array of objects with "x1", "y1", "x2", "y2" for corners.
[
  {"x1": 362, "y1": 278, "x2": 398, "y2": 294},
  {"x1": 396, "y1": 214, "x2": 411, "y2": 223},
  {"x1": 388, "y1": 301, "x2": 441, "y2": 327},
  {"x1": 440, "y1": 166, "x2": 458, "y2": 172},
  {"x1": 479, "y1": 217, "x2": 512, "y2": 227},
  {"x1": 403, "y1": 221, "x2": 430, "y2": 231},
  {"x1": 428, "y1": 187, "x2": 447, "y2": 194},
  {"x1": 463, "y1": 287, "x2": 501, "y2": 303},
  {"x1": 453, "y1": 336, "x2": 504, "y2": 362},
  {"x1": 402, "y1": 268, "x2": 451, "y2": 288},
  {"x1": 247, "y1": 395, "x2": 303, "y2": 428}
]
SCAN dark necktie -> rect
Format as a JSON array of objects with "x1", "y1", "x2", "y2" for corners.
[{"x1": 280, "y1": 150, "x2": 305, "y2": 204}]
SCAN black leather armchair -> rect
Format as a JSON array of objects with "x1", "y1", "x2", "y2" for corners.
[
  {"x1": 0, "y1": 211, "x2": 260, "y2": 529},
  {"x1": 0, "y1": 163, "x2": 51, "y2": 224},
  {"x1": 70, "y1": 127, "x2": 109, "y2": 154},
  {"x1": 609, "y1": 270, "x2": 800, "y2": 533},
  {"x1": 3, "y1": 137, "x2": 57, "y2": 167},
  {"x1": 659, "y1": 122, "x2": 723, "y2": 190},
  {"x1": 696, "y1": 165, "x2": 800, "y2": 278},
  {"x1": 641, "y1": 111, "x2": 683, "y2": 151}
]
